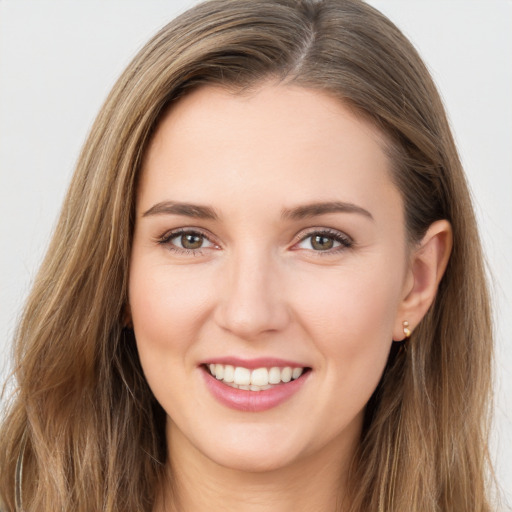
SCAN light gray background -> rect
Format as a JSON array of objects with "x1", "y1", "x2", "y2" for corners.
[{"x1": 1, "y1": 0, "x2": 511, "y2": 503}]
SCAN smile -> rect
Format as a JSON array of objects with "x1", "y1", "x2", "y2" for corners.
[
  {"x1": 202, "y1": 361, "x2": 311, "y2": 412},
  {"x1": 207, "y1": 364, "x2": 305, "y2": 391}
]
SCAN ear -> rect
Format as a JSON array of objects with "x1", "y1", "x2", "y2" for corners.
[{"x1": 393, "y1": 220, "x2": 453, "y2": 341}]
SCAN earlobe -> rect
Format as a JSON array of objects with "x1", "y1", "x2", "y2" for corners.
[{"x1": 393, "y1": 220, "x2": 453, "y2": 340}]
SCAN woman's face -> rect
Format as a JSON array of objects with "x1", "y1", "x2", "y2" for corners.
[{"x1": 129, "y1": 84, "x2": 411, "y2": 472}]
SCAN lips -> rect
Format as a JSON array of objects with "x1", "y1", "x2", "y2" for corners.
[{"x1": 201, "y1": 359, "x2": 311, "y2": 412}]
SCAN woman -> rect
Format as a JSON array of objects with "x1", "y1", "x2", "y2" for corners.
[{"x1": 0, "y1": 0, "x2": 495, "y2": 510}]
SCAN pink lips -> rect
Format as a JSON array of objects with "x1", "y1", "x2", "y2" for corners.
[{"x1": 201, "y1": 358, "x2": 310, "y2": 412}]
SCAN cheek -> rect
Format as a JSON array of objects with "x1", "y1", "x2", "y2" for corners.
[
  {"x1": 128, "y1": 262, "x2": 217, "y2": 416},
  {"x1": 296, "y1": 261, "x2": 401, "y2": 332},
  {"x1": 129, "y1": 264, "x2": 212, "y2": 352},
  {"x1": 291, "y1": 260, "x2": 403, "y2": 381},
  {"x1": 127, "y1": 263, "x2": 216, "y2": 411},
  {"x1": 297, "y1": 269, "x2": 401, "y2": 437}
]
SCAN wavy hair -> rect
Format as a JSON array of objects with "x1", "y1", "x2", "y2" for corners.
[{"x1": 0, "y1": 0, "x2": 494, "y2": 510}]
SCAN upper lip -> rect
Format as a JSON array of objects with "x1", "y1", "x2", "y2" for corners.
[{"x1": 201, "y1": 356, "x2": 309, "y2": 370}]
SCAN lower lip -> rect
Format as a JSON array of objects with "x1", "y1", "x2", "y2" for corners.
[{"x1": 202, "y1": 367, "x2": 310, "y2": 412}]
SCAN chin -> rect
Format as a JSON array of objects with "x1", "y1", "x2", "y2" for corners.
[
  {"x1": 172, "y1": 418, "x2": 311, "y2": 474},
  {"x1": 207, "y1": 442, "x2": 303, "y2": 474}
]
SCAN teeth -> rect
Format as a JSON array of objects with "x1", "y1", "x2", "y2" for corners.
[
  {"x1": 292, "y1": 367, "x2": 303, "y2": 379},
  {"x1": 281, "y1": 367, "x2": 292, "y2": 383},
  {"x1": 250, "y1": 368, "x2": 268, "y2": 386},
  {"x1": 207, "y1": 364, "x2": 305, "y2": 388},
  {"x1": 214, "y1": 364, "x2": 224, "y2": 380},
  {"x1": 223, "y1": 382, "x2": 276, "y2": 391},
  {"x1": 233, "y1": 367, "x2": 251, "y2": 386},
  {"x1": 268, "y1": 367, "x2": 281, "y2": 384},
  {"x1": 223, "y1": 364, "x2": 234, "y2": 383}
]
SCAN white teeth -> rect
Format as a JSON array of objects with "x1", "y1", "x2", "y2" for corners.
[
  {"x1": 268, "y1": 367, "x2": 281, "y2": 384},
  {"x1": 223, "y1": 364, "x2": 234, "y2": 383},
  {"x1": 250, "y1": 368, "x2": 269, "y2": 386},
  {"x1": 233, "y1": 367, "x2": 251, "y2": 386},
  {"x1": 224, "y1": 382, "x2": 273, "y2": 391},
  {"x1": 214, "y1": 364, "x2": 224, "y2": 380},
  {"x1": 292, "y1": 367, "x2": 303, "y2": 379},
  {"x1": 281, "y1": 367, "x2": 292, "y2": 383},
  {"x1": 207, "y1": 363, "x2": 306, "y2": 389}
]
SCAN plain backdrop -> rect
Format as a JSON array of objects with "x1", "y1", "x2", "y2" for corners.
[{"x1": 1, "y1": 0, "x2": 511, "y2": 503}]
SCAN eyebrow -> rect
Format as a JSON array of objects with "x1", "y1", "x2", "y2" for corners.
[
  {"x1": 142, "y1": 201, "x2": 219, "y2": 220},
  {"x1": 281, "y1": 201, "x2": 374, "y2": 221},
  {"x1": 142, "y1": 200, "x2": 373, "y2": 222}
]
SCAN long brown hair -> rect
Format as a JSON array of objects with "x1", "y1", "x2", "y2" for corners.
[{"x1": 0, "y1": 1, "x2": 494, "y2": 510}]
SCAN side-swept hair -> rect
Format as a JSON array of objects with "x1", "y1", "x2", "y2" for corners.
[{"x1": 0, "y1": 1, "x2": 494, "y2": 510}]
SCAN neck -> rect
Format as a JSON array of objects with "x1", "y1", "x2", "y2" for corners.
[{"x1": 155, "y1": 420, "x2": 360, "y2": 512}]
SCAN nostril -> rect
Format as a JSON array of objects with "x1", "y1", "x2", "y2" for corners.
[{"x1": 214, "y1": 301, "x2": 291, "y2": 339}]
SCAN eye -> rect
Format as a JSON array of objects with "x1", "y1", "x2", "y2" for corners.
[
  {"x1": 294, "y1": 229, "x2": 353, "y2": 253},
  {"x1": 158, "y1": 229, "x2": 216, "y2": 253},
  {"x1": 174, "y1": 232, "x2": 209, "y2": 250}
]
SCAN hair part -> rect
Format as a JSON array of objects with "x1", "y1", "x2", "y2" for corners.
[{"x1": 0, "y1": 1, "x2": 494, "y2": 510}]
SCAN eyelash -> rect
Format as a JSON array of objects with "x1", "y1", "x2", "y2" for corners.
[
  {"x1": 157, "y1": 227, "x2": 353, "y2": 256},
  {"x1": 293, "y1": 228, "x2": 353, "y2": 256},
  {"x1": 157, "y1": 228, "x2": 215, "y2": 256}
]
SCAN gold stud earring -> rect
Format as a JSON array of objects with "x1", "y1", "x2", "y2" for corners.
[{"x1": 403, "y1": 321, "x2": 411, "y2": 338}]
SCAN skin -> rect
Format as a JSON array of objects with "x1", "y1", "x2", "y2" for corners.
[{"x1": 128, "y1": 83, "x2": 452, "y2": 512}]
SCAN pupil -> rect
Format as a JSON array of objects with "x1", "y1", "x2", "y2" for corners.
[
  {"x1": 181, "y1": 234, "x2": 203, "y2": 249},
  {"x1": 312, "y1": 235, "x2": 333, "y2": 250}
]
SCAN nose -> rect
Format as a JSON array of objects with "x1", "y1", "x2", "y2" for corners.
[{"x1": 214, "y1": 247, "x2": 291, "y2": 340}]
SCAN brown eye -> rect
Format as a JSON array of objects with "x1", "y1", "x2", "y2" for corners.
[
  {"x1": 311, "y1": 235, "x2": 334, "y2": 251},
  {"x1": 294, "y1": 229, "x2": 352, "y2": 253},
  {"x1": 160, "y1": 230, "x2": 215, "y2": 252},
  {"x1": 180, "y1": 233, "x2": 204, "y2": 249}
]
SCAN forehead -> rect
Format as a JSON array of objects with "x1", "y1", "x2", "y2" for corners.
[{"x1": 138, "y1": 84, "x2": 400, "y2": 220}]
